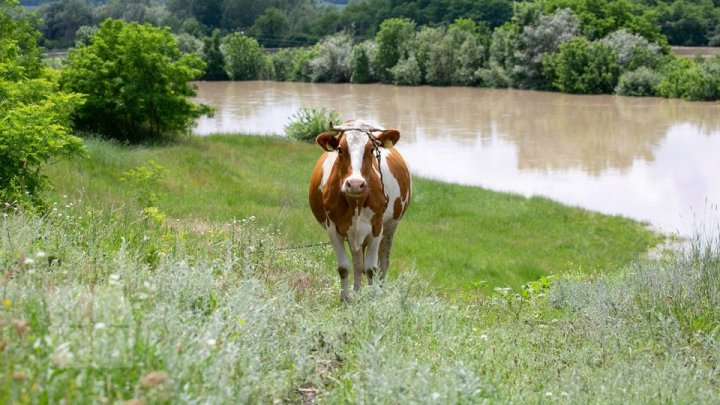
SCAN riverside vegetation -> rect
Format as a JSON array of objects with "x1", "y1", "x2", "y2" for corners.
[{"x1": 2, "y1": 135, "x2": 720, "y2": 402}]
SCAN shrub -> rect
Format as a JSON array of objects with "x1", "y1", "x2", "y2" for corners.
[
  {"x1": 514, "y1": 8, "x2": 580, "y2": 89},
  {"x1": 657, "y1": 57, "x2": 720, "y2": 101},
  {"x1": 601, "y1": 29, "x2": 663, "y2": 71},
  {"x1": 477, "y1": 60, "x2": 513, "y2": 88},
  {"x1": 60, "y1": 19, "x2": 211, "y2": 142},
  {"x1": 284, "y1": 107, "x2": 340, "y2": 142},
  {"x1": 1, "y1": 0, "x2": 84, "y2": 207},
  {"x1": 350, "y1": 41, "x2": 374, "y2": 83},
  {"x1": 222, "y1": 32, "x2": 264, "y2": 80},
  {"x1": 308, "y1": 32, "x2": 353, "y2": 83},
  {"x1": 390, "y1": 55, "x2": 422, "y2": 86},
  {"x1": 615, "y1": 67, "x2": 661, "y2": 97},
  {"x1": 373, "y1": 18, "x2": 416, "y2": 83},
  {"x1": 543, "y1": 37, "x2": 620, "y2": 94},
  {"x1": 202, "y1": 29, "x2": 228, "y2": 80}
]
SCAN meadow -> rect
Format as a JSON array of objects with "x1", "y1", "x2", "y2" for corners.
[
  {"x1": 46, "y1": 135, "x2": 661, "y2": 294},
  {"x1": 4, "y1": 134, "x2": 718, "y2": 403}
]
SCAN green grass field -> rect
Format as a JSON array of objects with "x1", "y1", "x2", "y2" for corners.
[
  {"x1": 46, "y1": 134, "x2": 662, "y2": 294},
  {"x1": 2, "y1": 180, "x2": 718, "y2": 403}
]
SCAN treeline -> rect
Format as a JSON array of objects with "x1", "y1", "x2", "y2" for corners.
[
  {"x1": 211, "y1": 5, "x2": 720, "y2": 100},
  {"x1": 32, "y1": 0, "x2": 720, "y2": 49}
]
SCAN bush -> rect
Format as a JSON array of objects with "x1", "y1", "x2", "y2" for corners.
[
  {"x1": 202, "y1": 29, "x2": 228, "y2": 80},
  {"x1": 543, "y1": 37, "x2": 620, "y2": 94},
  {"x1": 601, "y1": 29, "x2": 663, "y2": 71},
  {"x1": 222, "y1": 32, "x2": 265, "y2": 80},
  {"x1": 657, "y1": 57, "x2": 720, "y2": 101},
  {"x1": 615, "y1": 67, "x2": 661, "y2": 97},
  {"x1": 390, "y1": 55, "x2": 422, "y2": 85},
  {"x1": 308, "y1": 32, "x2": 353, "y2": 83},
  {"x1": 350, "y1": 41, "x2": 374, "y2": 83},
  {"x1": 60, "y1": 19, "x2": 211, "y2": 142},
  {"x1": 514, "y1": 8, "x2": 580, "y2": 89},
  {"x1": 373, "y1": 18, "x2": 416, "y2": 83},
  {"x1": 477, "y1": 60, "x2": 513, "y2": 88},
  {"x1": 1, "y1": 0, "x2": 84, "y2": 207},
  {"x1": 284, "y1": 107, "x2": 340, "y2": 142}
]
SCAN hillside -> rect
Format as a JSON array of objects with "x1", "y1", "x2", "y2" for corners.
[{"x1": 1, "y1": 136, "x2": 718, "y2": 401}]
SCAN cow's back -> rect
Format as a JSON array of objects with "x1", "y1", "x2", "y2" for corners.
[{"x1": 381, "y1": 148, "x2": 412, "y2": 224}]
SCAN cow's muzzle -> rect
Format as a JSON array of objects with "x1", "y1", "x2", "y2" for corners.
[{"x1": 343, "y1": 178, "x2": 367, "y2": 199}]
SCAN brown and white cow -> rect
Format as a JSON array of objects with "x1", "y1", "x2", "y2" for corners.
[{"x1": 309, "y1": 119, "x2": 411, "y2": 301}]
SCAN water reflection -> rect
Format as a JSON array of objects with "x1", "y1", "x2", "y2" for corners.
[{"x1": 193, "y1": 81, "x2": 720, "y2": 235}]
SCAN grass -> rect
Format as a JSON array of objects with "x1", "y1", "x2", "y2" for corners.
[
  {"x1": 46, "y1": 134, "x2": 662, "y2": 294},
  {"x1": 1, "y1": 199, "x2": 719, "y2": 403}
]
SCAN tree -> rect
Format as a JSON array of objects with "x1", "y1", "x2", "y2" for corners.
[
  {"x1": 373, "y1": 18, "x2": 416, "y2": 83},
  {"x1": 308, "y1": 32, "x2": 353, "y2": 82},
  {"x1": 60, "y1": 19, "x2": 211, "y2": 142},
  {"x1": 221, "y1": 32, "x2": 265, "y2": 80},
  {"x1": 514, "y1": 8, "x2": 580, "y2": 89},
  {"x1": 38, "y1": 0, "x2": 93, "y2": 48},
  {"x1": 202, "y1": 29, "x2": 228, "y2": 80},
  {"x1": 543, "y1": 37, "x2": 620, "y2": 94},
  {"x1": 1, "y1": 0, "x2": 84, "y2": 206},
  {"x1": 250, "y1": 7, "x2": 290, "y2": 48},
  {"x1": 350, "y1": 41, "x2": 374, "y2": 83}
]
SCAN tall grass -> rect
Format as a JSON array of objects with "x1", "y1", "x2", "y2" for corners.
[{"x1": 1, "y1": 201, "x2": 718, "y2": 403}]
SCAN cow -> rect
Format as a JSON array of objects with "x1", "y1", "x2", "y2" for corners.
[{"x1": 309, "y1": 119, "x2": 412, "y2": 301}]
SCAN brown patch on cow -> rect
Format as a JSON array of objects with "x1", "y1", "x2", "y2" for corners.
[
  {"x1": 393, "y1": 197, "x2": 403, "y2": 220},
  {"x1": 386, "y1": 149, "x2": 411, "y2": 218}
]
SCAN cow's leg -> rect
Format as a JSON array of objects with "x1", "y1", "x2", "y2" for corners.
[
  {"x1": 350, "y1": 247, "x2": 364, "y2": 293},
  {"x1": 364, "y1": 235, "x2": 381, "y2": 286},
  {"x1": 327, "y1": 227, "x2": 350, "y2": 301},
  {"x1": 378, "y1": 222, "x2": 398, "y2": 285}
]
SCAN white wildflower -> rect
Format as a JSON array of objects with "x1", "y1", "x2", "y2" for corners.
[{"x1": 23, "y1": 257, "x2": 35, "y2": 265}]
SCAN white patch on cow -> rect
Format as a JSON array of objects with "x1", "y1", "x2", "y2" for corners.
[
  {"x1": 341, "y1": 130, "x2": 369, "y2": 191},
  {"x1": 319, "y1": 151, "x2": 338, "y2": 190},
  {"x1": 347, "y1": 206, "x2": 375, "y2": 253}
]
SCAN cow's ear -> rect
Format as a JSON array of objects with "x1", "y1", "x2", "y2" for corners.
[
  {"x1": 316, "y1": 132, "x2": 340, "y2": 152},
  {"x1": 377, "y1": 129, "x2": 400, "y2": 149}
]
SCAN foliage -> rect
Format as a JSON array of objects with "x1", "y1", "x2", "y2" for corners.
[
  {"x1": 543, "y1": 36, "x2": 620, "y2": 94},
  {"x1": 615, "y1": 66, "x2": 661, "y2": 96},
  {"x1": 308, "y1": 32, "x2": 353, "y2": 83},
  {"x1": 349, "y1": 41, "x2": 374, "y2": 83},
  {"x1": 221, "y1": 32, "x2": 265, "y2": 81},
  {"x1": 656, "y1": 0, "x2": 720, "y2": 46},
  {"x1": 250, "y1": 7, "x2": 290, "y2": 48},
  {"x1": 390, "y1": 54, "x2": 422, "y2": 85},
  {"x1": 0, "y1": 0, "x2": 84, "y2": 207},
  {"x1": 60, "y1": 19, "x2": 210, "y2": 142},
  {"x1": 373, "y1": 18, "x2": 416, "y2": 83},
  {"x1": 201, "y1": 29, "x2": 228, "y2": 80},
  {"x1": 657, "y1": 56, "x2": 720, "y2": 101},
  {"x1": 175, "y1": 32, "x2": 203, "y2": 55},
  {"x1": 417, "y1": 19, "x2": 486, "y2": 86},
  {"x1": 38, "y1": 0, "x2": 93, "y2": 48},
  {"x1": 514, "y1": 8, "x2": 580, "y2": 89},
  {"x1": 601, "y1": 29, "x2": 663, "y2": 71},
  {"x1": 284, "y1": 107, "x2": 340, "y2": 142}
]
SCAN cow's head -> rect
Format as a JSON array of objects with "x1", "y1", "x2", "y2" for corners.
[{"x1": 316, "y1": 120, "x2": 400, "y2": 200}]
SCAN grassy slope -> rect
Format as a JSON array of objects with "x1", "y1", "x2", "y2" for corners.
[
  {"x1": 47, "y1": 135, "x2": 661, "y2": 294},
  {"x1": 1, "y1": 203, "x2": 718, "y2": 403}
]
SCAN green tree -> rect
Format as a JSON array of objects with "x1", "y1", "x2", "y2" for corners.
[
  {"x1": 221, "y1": 32, "x2": 265, "y2": 80},
  {"x1": 202, "y1": 29, "x2": 228, "y2": 80},
  {"x1": 373, "y1": 18, "x2": 416, "y2": 83},
  {"x1": 60, "y1": 19, "x2": 210, "y2": 142},
  {"x1": 38, "y1": 0, "x2": 93, "y2": 48},
  {"x1": 308, "y1": 32, "x2": 353, "y2": 82},
  {"x1": 657, "y1": 56, "x2": 720, "y2": 101},
  {"x1": 250, "y1": 7, "x2": 290, "y2": 48},
  {"x1": 350, "y1": 41, "x2": 374, "y2": 83},
  {"x1": 543, "y1": 36, "x2": 620, "y2": 94},
  {"x1": 1, "y1": 0, "x2": 84, "y2": 206}
]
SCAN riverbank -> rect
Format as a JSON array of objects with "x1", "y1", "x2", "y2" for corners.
[{"x1": 46, "y1": 134, "x2": 662, "y2": 294}]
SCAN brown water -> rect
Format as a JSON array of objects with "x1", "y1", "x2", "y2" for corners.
[{"x1": 193, "y1": 81, "x2": 720, "y2": 235}]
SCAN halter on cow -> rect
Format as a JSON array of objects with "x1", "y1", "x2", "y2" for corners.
[{"x1": 308, "y1": 119, "x2": 412, "y2": 301}]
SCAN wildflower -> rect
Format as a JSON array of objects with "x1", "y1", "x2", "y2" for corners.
[
  {"x1": 545, "y1": 392, "x2": 553, "y2": 397},
  {"x1": 2, "y1": 298, "x2": 10, "y2": 307},
  {"x1": 206, "y1": 338, "x2": 217, "y2": 347},
  {"x1": 35, "y1": 251, "x2": 46, "y2": 258},
  {"x1": 431, "y1": 392, "x2": 441, "y2": 400},
  {"x1": 95, "y1": 322, "x2": 106, "y2": 330},
  {"x1": 23, "y1": 257, "x2": 35, "y2": 265},
  {"x1": 139, "y1": 371, "x2": 168, "y2": 388},
  {"x1": 480, "y1": 334, "x2": 488, "y2": 342}
]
